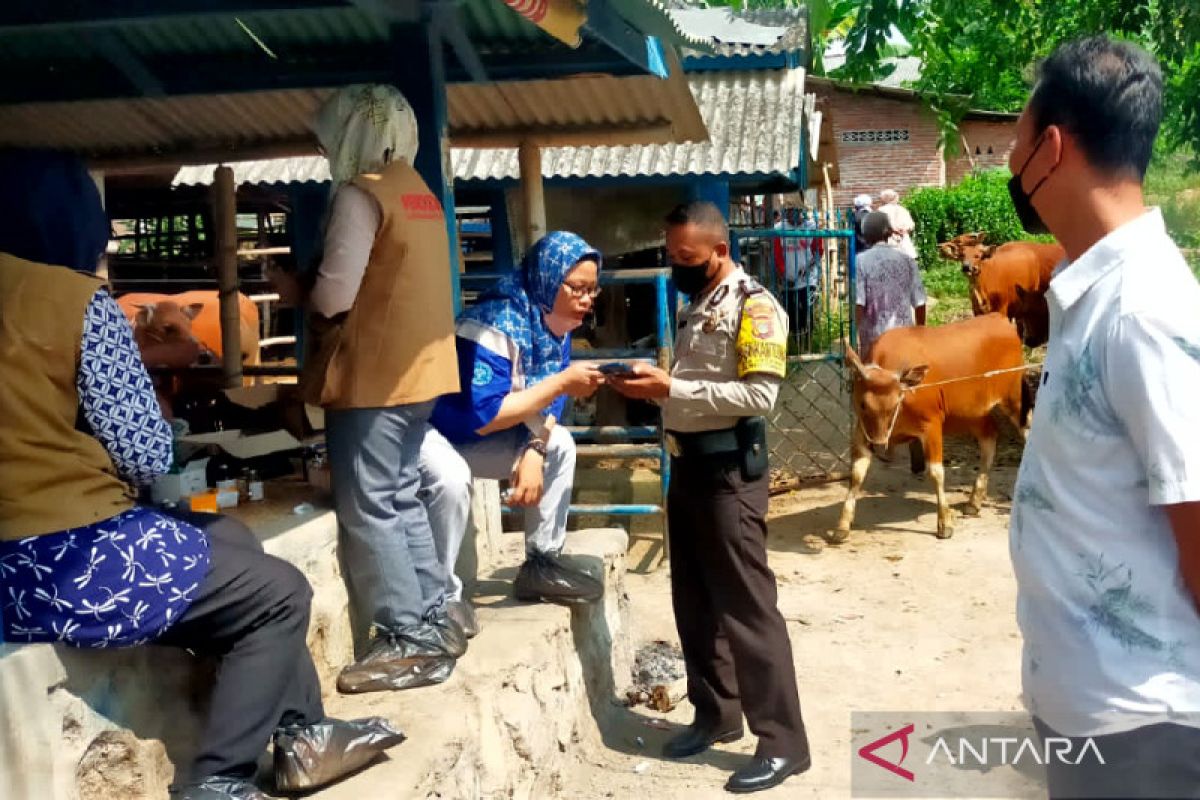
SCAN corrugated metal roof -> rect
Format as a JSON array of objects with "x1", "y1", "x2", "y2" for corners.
[
  {"x1": 172, "y1": 67, "x2": 805, "y2": 186},
  {"x1": 453, "y1": 67, "x2": 805, "y2": 181},
  {"x1": 1, "y1": 54, "x2": 703, "y2": 165},
  {"x1": 670, "y1": 7, "x2": 807, "y2": 57}
]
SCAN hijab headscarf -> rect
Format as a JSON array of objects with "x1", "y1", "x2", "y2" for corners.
[
  {"x1": 461, "y1": 231, "x2": 601, "y2": 392},
  {"x1": 0, "y1": 149, "x2": 109, "y2": 274},
  {"x1": 311, "y1": 84, "x2": 420, "y2": 187}
]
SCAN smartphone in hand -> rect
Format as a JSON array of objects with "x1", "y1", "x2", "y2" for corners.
[{"x1": 598, "y1": 362, "x2": 636, "y2": 377}]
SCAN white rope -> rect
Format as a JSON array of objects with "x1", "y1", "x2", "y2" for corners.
[{"x1": 905, "y1": 363, "x2": 1042, "y2": 391}]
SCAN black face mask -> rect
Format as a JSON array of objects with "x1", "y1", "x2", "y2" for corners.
[
  {"x1": 671, "y1": 259, "x2": 715, "y2": 297},
  {"x1": 1007, "y1": 133, "x2": 1056, "y2": 235}
]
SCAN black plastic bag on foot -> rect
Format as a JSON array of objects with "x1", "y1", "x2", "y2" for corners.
[{"x1": 274, "y1": 716, "x2": 405, "y2": 793}]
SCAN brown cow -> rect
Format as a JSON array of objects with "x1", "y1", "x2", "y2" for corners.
[
  {"x1": 833, "y1": 313, "x2": 1030, "y2": 542},
  {"x1": 117, "y1": 290, "x2": 260, "y2": 365},
  {"x1": 1007, "y1": 284, "x2": 1050, "y2": 348},
  {"x1": 938, "y1": 232, "x2": 1064, "y2": 316}
]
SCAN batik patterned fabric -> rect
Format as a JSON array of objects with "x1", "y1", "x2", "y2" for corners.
[
  {"x1": 1009, "y1": 209, "x2": 1200, "y2": 738},
  {"x1": 0, "y1": 508, "x2": 210, "y2": 646},
  {"x1": 0, "y1": 289, "x2": 207, "y2": 647},
  {"x1": 78, "y1": 289, "x2": 173, "y2": 483}
]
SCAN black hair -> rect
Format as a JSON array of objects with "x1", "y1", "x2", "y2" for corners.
[
  {"x1": 1028, "y1": 35, "x2": 1162, "y2": 180},
  {"x1": 861, "y1": 211, "x2": 892, "y2": 246},
  {"x1": 665, "y1": 201, "x2": 729, "y2": 242}
]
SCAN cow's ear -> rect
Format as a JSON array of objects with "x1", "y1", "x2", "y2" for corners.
[
  {"x1": 899, "y1": 364, "x2": 929, "y2": 389},
  {"x1": 974, "y1": 231, "x2": 987, "y2": 244},
  {"x1": 183, "y1": 302, "x2": 205, "y2": 320},
  {"x1": 133, "y1": 303, "x2": 155, "y2": 324},
  {"x1": 980, "y1": 244, "x2": 998, "y2": 260},
  {"x1": 844, "y1": 345, "x2": 869, "y2": 379},
  {"x1": 939, "y1": 242, "x2": 960, "y2": 259}
]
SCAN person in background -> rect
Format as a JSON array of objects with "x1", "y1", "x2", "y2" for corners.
[
  {"x1": 611, "y1": 202, "x2": 811, "y2": 794},
  {"x1": 854, "y1": 211, "x2": 927, "y2": 358},
  {"x1": 877, "y1": 188, "x2": 918, "y2": 262},
  {"x1": 421, "y1": 232, "x2": 606, "y2": 609},
  {"x1": 302, "y1": 84, "x2": 465, "y2": 694},
  {"x1": 1006, "y1": 36, "x2": 1200, "y2": 799},
  {"x1": 852, "y1": 193, "x2": 873, "y2": 256},
  {"x1": 0, "y1": 150, "x2": 400, "y2": 800}
]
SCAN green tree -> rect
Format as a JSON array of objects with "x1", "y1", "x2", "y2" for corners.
[{"x1": 838, "y1": 0, "x2": 1200, "y2": 164}]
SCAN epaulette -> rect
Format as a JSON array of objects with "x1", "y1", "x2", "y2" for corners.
[{"x1": 738, "y1": 277, "x2": 766, "y2": 297}]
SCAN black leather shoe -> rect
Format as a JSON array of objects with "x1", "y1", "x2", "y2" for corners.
[
  {"x1": 661, "y1": 724, "x2": 744, "y2": 759},
  {"x1": 724, "y1": 755, "x2": 812, "y2": 794}
]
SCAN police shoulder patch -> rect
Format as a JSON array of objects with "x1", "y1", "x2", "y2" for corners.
[{"x1": 736, "y1": 295, "x2": 787, "y2": 378}]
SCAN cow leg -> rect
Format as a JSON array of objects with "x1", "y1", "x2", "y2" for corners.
[
  {"x1": 924, "y1": 427, "x2": 953, "y2": 539},
  {"x1": 967, "y1": 417, "x2": 998, "y2": 515},
  {"x1": 832, "y1": 424, "x2": 873, "y2": 544}
]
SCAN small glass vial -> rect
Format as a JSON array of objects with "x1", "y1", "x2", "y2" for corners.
[{"x1": 246, "y1": 469, "x2": 264, "y2": 502}]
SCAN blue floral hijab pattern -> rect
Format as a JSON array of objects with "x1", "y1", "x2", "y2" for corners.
[{"x1": 460, "y1": 231, "x2": 601, "y2": 391}]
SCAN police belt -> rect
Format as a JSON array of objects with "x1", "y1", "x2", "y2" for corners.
[{"x1": 665, "y1": 427, "x2": 740, "y2": 458}]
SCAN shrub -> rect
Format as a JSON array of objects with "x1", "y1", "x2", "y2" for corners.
[{"x1": 903, "y1": 169, "x2": 1053, "y2": 275}]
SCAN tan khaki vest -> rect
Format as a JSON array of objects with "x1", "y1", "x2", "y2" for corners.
[
  {"x1": 301, "y1": 161, "x2": 460, "y2": 409},
  {"x1": 0, "y1": 254, "x2": 135, "y2": 540}
]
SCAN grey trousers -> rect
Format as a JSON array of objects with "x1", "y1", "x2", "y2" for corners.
[
  {"x1": 418, "y1": 424, "x2": 576, "y2": 600},
  {"x1": 326, "y1": 403, "x2": 449, "y2": 632}
]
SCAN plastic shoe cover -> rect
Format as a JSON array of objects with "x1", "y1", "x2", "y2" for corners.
[
  {"x1": 274, "y1": 716, "x2": 405, "y2": 793},
  {"x1": 168, "y1": 776, "x2": 269, "y2": 800},
  {"x1": 446, "y1": 599, "x2": 479, "y2": 639},
  {"x1": 426, "y1": 608, "x2": 469, "y2": 657},
  {"x1": 335, "y1": 629, "x2": 457, "y2": 694},
  {"x1": 513, "y1": 552, "x2": 603, "y2": 605}
]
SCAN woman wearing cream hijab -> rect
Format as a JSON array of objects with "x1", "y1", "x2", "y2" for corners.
[{"x1": 300, "y1": 84, "x2": 466, "y2": 695}]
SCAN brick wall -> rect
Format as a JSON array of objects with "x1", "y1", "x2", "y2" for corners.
[
  {"x1": 815, "y1": 86, "x2": 945, "y2": 208},
  {"x1": 946, "y1": 120, "x2": 1017, "y2": 183},
  {"x1": 814, "y1": 86, "x2": 1018, "y2": 207}
]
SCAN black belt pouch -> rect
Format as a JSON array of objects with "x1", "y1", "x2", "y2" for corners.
[{"x1": 735, "y1": 416, "x2": 769, "y2": 481}]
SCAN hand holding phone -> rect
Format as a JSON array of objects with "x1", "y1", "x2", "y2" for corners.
[{"x1": 598, "y1": 362, "x2": 636, "y2": 377}]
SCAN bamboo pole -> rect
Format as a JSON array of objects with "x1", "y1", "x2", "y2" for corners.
[
  {"x1": 212, "y1": 165, "x2": 242, "y2": 389},
  {"x1": 518, "y1": 141, "x2": 546, "y2": 250}
]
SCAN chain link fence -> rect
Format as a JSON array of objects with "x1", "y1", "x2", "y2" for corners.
[{"x1": 733, "y1": 211, "x2": 857, "y2": 480}]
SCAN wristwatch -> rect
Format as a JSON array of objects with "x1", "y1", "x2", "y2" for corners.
[{"x1": 525, "y1": 438, "x2": 548, "y2": 458}]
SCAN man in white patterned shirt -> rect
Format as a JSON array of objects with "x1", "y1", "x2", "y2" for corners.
[{"x1": 1007, "y1": 35, "x2": 1200, "y2": 799}]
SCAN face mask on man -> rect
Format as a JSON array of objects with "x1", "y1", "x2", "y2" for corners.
[
  {"x1": 671, "y1": 252, "x2": 717, "y2": 297},
  {"x1": 1008, "y1": 132, "x2": 1058, "y2": 235}
]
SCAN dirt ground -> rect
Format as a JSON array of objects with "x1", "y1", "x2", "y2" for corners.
[{"x1": 563, "y1": 429, "x2": 1031, "y2": 799}]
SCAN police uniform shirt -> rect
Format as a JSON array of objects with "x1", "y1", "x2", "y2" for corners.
[{"x1": 662, "y1": 266, "x2": 789, "y2": 433}]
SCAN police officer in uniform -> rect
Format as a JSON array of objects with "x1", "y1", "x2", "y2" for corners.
[{"x1": 611, "y1": 201, "x2": 811, "y2": 793}]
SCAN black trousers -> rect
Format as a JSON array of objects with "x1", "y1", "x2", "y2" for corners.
[
  {"x1": 1034, "y1": 718, "x2": 1200, "y2": 799},
  {"x1": 156, "y1": 512, "x2": 325, "y2": 782},
  {"x1": 667, "y1": 455, "x2": 809, "y2": 760}
]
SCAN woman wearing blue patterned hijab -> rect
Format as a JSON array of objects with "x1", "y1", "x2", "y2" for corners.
[{"x1": 424, "y1": 231, "x2": 606, "y2": 613}]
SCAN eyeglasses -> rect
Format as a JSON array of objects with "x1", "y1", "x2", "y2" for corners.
[{"x1": 562, "y1": 283, "x2": 602, "y2": 300}]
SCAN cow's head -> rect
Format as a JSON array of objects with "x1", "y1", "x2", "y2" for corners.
[
  {"x1": 1008, "y1": 285, "x2": 1049, "y2": 348},
  {"x1": 132, "y1": 300, "x2": 204, "y2": 347},
  {"x1": 846, "y1": 346, "x2": 930, "y2": 445},
  {"x1": 938, "y1": 232, "x2": 998, "y2": 277}
]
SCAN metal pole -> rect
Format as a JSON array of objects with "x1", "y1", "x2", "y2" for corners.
[
  {"x1": 212, "y1": 165, "x2": 242, "y2": 388},
  {"x1": 518, "y1": 141, "x2": 546, "y2": 249}
]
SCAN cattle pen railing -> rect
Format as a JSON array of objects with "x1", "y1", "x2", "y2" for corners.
[{"x1": 732, "y1": 212, "x2": 858, "y2": 481}]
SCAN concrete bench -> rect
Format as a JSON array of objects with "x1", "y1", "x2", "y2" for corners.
[{"x1": 0, "y1": 478, "x2": 508, "y2": 800}]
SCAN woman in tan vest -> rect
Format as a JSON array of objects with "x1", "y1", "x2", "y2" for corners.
[
  {"x1": 0, "y1": 150, "x2": 401, "y2": 800},
  {"x1": 299, "y1": 85, "x2": 466, "y2": 695}
]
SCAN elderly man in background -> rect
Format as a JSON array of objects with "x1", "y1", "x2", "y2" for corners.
[{"x1": 878, "y1": 189, "x2": 918, "y2": 262}]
